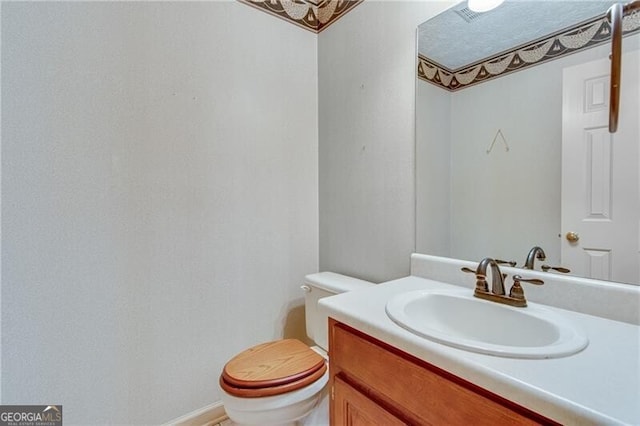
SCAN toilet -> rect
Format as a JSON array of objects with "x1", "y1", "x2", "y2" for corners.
[{"x1": 219, "y1": 272, "x2": 374, "y2": 425}]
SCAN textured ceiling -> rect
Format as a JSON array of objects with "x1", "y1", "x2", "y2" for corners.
[{"x1": 419, "y1": 0, "x2": 617, "y2": 70}]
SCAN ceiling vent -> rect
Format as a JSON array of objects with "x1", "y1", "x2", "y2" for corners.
[{"x1": 454, "y1": 6, "x2": 484, "y2": 23}]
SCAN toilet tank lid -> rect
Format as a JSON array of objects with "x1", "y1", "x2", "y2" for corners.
[{"x1": 303, "y1": 272, "x2": 374, "y2": 293}]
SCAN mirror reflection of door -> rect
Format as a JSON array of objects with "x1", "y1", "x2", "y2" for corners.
[{"x1": 561, "y1": 50, "x2": 640, "y2": 283}]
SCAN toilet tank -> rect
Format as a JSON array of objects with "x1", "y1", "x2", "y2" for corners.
[{"x1": 302, "y1": 272, "x2": 374, "y2": 351}]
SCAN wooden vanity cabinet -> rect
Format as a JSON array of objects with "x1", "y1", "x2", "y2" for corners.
[{"x1": 328, "y1": 319, "x2": 559, "y2": 426}]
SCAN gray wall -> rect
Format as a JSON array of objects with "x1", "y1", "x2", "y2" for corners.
[
  {"x1": 318, "y1": 1, "x2": 451, "y2": 283},
  {"x1": 1, "y1": 2, "x2": 318, "y2": 423},
  {"x1": 416, "y1": 81, "x2": 451, "y2": 257}
]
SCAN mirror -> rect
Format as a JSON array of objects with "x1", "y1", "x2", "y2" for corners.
[{"x1": 416, "y1": 0, "x2": 640, "y2": 284}]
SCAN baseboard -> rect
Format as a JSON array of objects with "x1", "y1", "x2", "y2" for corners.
[{"x1": 165, "y1": 401, "x2": 228, "y2": 426}]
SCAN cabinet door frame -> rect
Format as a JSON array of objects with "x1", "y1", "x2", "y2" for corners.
[
  {"x1": 333, "y1": 375, "x2": 406, "y2": 426},
  {"x1": 329, "y1": 318, "x2": 559, "y2": 426}
]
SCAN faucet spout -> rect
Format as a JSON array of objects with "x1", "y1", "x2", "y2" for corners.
[
  {"x1": 524, "y1": 246, "x2": 546, "y2": 269},
  {"x1": 476, "y1": 257, "x2": 506, "y2": 296}
]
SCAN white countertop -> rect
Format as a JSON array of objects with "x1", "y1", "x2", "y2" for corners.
[{"x1": 319, "y1": 276, "x2": 640, "y2": 425}]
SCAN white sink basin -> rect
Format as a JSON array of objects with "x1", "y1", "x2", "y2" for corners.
[{"x1": 385, "y1": 288, "x2": 588, "y2": 359}]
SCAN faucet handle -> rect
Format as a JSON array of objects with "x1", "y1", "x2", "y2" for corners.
[
  {"x1": 509, "y1": 275, "x2": 544, "y2": 303},
  {"x1": 541, "y1": 265, "x2": 571, "y2": 274},
  {"x1": 513, "y1": 275, "x2": 544, "y2": 286},
  {"x1": 460, "y1": 266, "x2": 489, "y2": 292},
  {"x1": 495, "y1": 259, "x2": 517, "y2": 267}
]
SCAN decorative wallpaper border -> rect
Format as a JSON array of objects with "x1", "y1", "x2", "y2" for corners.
[
  {"x1": 418, "y1": 13, "x2": 640, "y2": 91},
  {"x1": 238, "y1": 0, "x2": 363, "y2": 33}
]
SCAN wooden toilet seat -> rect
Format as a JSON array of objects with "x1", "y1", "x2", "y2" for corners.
[{"x1": 220, "y1": 339, "x2": 327, "y2": 398}]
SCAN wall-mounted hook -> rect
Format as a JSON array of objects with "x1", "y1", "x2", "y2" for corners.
[{"x1": 486, "y1": 129, "x2": 510, "y2": 154}]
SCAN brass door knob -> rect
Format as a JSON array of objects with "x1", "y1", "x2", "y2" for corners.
[{"x1": 566, "y1": 232, "x2": 580, "y2": 243}]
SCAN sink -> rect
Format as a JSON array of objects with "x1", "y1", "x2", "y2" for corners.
[{"x1": 385, "y1": 288, "x2": 588, "y2": 359}]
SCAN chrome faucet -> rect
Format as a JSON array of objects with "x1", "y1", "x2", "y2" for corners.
[
  {"x1": 462, "y1": 257, "x2": 544, "y2": 307},
  {"x1": 524, "y1": 246, "x2": 546, "y2": 269},
  {"x1": 524, "y1": 245, "x2": 571, "y2": 273},
  {"x1": 477, "y1": 257, "x2": 506, "y2": 295},
  {"x1": 461, "y1": 257, "x2": 506, "y2": 297}
]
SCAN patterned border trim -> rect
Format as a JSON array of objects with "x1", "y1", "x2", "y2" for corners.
[
  {"x1": 237, "y1": 0, "x2": 363, "y2": 33},
  {"x1": 418, "y1": 12, "x2": 640, "y2": 91}
]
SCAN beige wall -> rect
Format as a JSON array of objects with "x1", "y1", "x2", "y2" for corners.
[
  {"x1": 1, "y1": 2, "x2": 318, "y2": 423},
  {"x1": 318, "y1": 1, "x2": 451, "y2": 283}
]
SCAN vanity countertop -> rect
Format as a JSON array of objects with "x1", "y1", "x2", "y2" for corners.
[{"x1": 319, "y1": 276, "x2": 640, "y2": 425}]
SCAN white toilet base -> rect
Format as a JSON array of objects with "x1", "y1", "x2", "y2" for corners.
[
  {"x1": 220, "y1": 370, "x2": 329, "y2": 426},
  {"x1": 299, "y1": 391, "x2": 329, "y2": 426}
]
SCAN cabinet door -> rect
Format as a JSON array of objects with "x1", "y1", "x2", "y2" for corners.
[{"x1": 333, "y1": 376, "x2": 406, "y2": 426}]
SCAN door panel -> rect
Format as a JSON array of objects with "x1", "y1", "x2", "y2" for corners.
[{"x1": 562, "y1": 50, "x2": 639, "y2": 284}]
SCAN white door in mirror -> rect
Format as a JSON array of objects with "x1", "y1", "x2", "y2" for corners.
[{"x1": 561, "y1": 50, "x2": 640, "y2": 284}]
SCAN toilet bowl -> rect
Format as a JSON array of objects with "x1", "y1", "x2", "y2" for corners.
[{"x1": 219, "y1": 272, "x2": 373, "y2": 426}]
